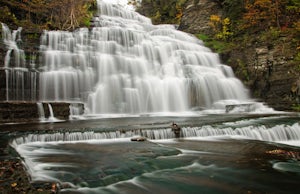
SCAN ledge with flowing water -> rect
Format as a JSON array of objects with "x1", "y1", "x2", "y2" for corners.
[
  {"x1": 11, "y1": 122, "x2": 300, "y2": 145},
  {"x1": 0, "y1": 102, "x2": 84, "y2": 123}
]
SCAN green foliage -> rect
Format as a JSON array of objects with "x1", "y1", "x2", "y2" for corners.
[
  {"x1": 196, "y1": 33, "x2": 232, "y2": 53},
  {"x1": 206, "y1": 40, "x2": 230, "y2": 53},
  {"x1": 222, "y1": 0, "x2": 244, "y2": 22},
  {"x1": 259, "y1": 27, "x2": 281, "y2": 42},
  {"x1": 291, "y1": 104, "x2": 300, "y2": 112},
  {"x1": 196, "y1": 34, "x2": 209, "y2": 41},
  {"x1": 209, "y1": 15, "x2": 233, "y2": 41},
  {"x1": 236, "y1": 59, "x2": 249, "y2": 81},
  {"x1": 295, "y1": 52, "x2": 300, "y2": 63},
  {"x1": 0, "y1": 6, "x2": 18, "y2": 26},
  {"x1": 286, "y1": 0, "x2": 300, "y2": 13},
  {"x1": 138, "y1": 0, "x2": 187, "y2": 24}
]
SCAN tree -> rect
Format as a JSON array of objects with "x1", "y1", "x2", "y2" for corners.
[
  {"x1": 209, "y1": 15, "x2": 233, "y2": 40},
  {"x1": 241, "y1": 0, "x2": 290, "y2": 30},
  {"x1": 0, "y1": 0, "x2": 96, "y2": 31}
]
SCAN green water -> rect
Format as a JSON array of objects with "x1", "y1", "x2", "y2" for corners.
[{"x1": 2, "y1": 113, "x2": 300, "y2": 193}]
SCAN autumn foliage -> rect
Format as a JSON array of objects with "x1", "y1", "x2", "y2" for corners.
[
  {"x1": 0, "y1": 0, "x2": 97, "y2": 31},
  {"x1": 241, "y1": 0, "x2": 299, "y2": 31},
  {"x1": 209, "y1": 15, "x2": 233, "y2": 40}
]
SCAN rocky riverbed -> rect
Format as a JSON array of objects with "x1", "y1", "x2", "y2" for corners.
[{"x1": 0, "y1": 159, "x2": 54, "y2": 194}]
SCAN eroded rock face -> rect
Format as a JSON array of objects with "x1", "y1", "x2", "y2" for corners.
[
  {"x1": 178, "y1": 0, "x2": 299, "y2": 111},
  {"x1": 178, "y1": 0, "x2": 221, "y2": 34},
  {"x1": 0, "y1": 102, "x2": 84, "y2": 123},
  {"x1": 227, "y1": 42, "x2": 299, "y2": 111},
  {"x1": 0, "y1": 45, "x2": 5, "y2": 69}
]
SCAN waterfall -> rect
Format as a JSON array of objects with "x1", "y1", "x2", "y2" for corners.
[
  {"x1": 36, "y1": 102, "x2": 61, "y2": 122},
  {"x1": 2, "y1": 0, "x2": 253, "y2": 114},
  {"x1": 11, "y1": 123, "x2": 300, "y2": 145},
  {"x1": 48, "y1": 103, "x2": 54, "y2": 119},
  {"x1": 36, "y1": 0, "x2": 250, "y2": 114},
  {"x1": 1, "y1": 23, "x2": 24, "y2": 68},
  {"x1": 1, "y1": 23, "x2": 38, "y2": 101},
  {"x1": 37, "y1": 102, "x2": 46, "y2": 121}
]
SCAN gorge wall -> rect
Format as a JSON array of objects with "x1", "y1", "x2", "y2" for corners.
[{"x1": 177, "y1": 0, "x2": 300, "y2": 111}]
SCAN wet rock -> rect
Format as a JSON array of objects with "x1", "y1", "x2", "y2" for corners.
[
  {"x1": 266, "y1": 149, "x2": 300, "y2": 160},
  {"x1": 0, "y1": 102, "x2": 84, "y2": 123},
  {"x1": 131, "y1": 136, "x2": 147, "y2": 142},
  {"x1": 171, "y1": 122, "x2": 181, "y2": 138},
  {"x1": 0, "y1": 159, "x2": 53, "y2": 194},
  {"x1": 179, "y1": 0, "x2": 221, "y2": 34}
]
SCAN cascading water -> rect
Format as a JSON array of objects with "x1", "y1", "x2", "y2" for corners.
[
  {"x1": 11, "y1": 122, "x2": 300, "y2": 145},
  {"x1": 1, "y1": 23, "x2": 38, "y2": 101},
  {"x1": 9, "y1": 116, "x2": 300, "y2": 191},
  {"x1": 37, "y1": 102, "x2": 46, "y2": 121},
  {"x1": 36, "y1": 0, "x2": 250, "y2": 114}
]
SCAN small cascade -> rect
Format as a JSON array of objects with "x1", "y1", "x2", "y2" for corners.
[
  {"x1": 47, "y1": 103, "x2": 58, "y2": 122},
  {"x1": 69, "y1": 103, "x2": 84, "y2": 119},
  {"x1": 1, "y1": 23, "x2": 25, "y2": 68},
  {"x1": 1, "y1": 23, "x2": 38, "y2": 101},
  {"x1": 182, "y1": 123, "x2": 300, "y2": 141},
  {"x1": 36, "y1": 102, "x2": 46, "y2": 121},
  {"x1": 36, "y1": 103, "x2": 60, "y2": 122},
  {"x1": 11, "y1": 123, "x2": 300, "y2": 146}
]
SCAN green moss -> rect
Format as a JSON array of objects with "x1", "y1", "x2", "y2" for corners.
[
  {"x1": 196, "y1": 33, "x2": 209, "y2": 41},
  {"x1": 292, "y1": 104, "x2": 300, "y2": 112},
  {"x1": 196, "y1": 33, "x2": 234, "y2": 53}
]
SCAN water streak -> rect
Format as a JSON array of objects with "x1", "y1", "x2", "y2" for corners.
[
  {"x1": 11, "y1": 123, "x2": 300, "y2": 146},
  {"x1": 1, "y1": 23, "x2": 38, "y2": 101}
]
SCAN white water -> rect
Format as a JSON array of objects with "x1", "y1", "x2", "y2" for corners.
[
  {"x1": 1, "y1": 23, "x2": 24, "y2": 68},
  {"x1": 2, "y1": 0, "x2": 259, "y2": 115},
  {"x1": 10, "y1": 121, "x2": 300, "y2": 187},
  {"x1": 37, "y1": 102, "x2": 46, "y2": 121},
  {"x1": 36, "y1": 102, "x2": 61, "y2": 122},
  {"x1": 11, "y1": 122, "x2": 300, "y2": 145},
  {"x1": 1, "y1": 23, "x2": 38, "y2": 101}
]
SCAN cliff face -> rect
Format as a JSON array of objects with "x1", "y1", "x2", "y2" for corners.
[
  {"x1": 178, "y1": 0, "x2": 300, "y2": 111},
  {"x1": 227, "y1": 38, "x2": 299, "y2": 111},
  {"x1": 178, "y1": 0, "x2": 221, "y2": 34}
]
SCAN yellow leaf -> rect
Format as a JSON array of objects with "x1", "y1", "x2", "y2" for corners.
[{"x1": 11, "y1": 182, "x2": 17, "y2": 187}]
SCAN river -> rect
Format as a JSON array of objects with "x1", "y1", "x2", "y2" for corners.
[{"x1": 0, "y1": 113, "x2": 299, "y2": 193}]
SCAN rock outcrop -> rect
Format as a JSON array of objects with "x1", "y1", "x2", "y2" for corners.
[
  {"x1": 178, "y1": 0, "x2": 221, "y2": 34},
  {"x1": 227, "y1": 39, "x2": 299, "y2": 111},
  {"x1": 178, "y1": 0, "x2": 299, "y2": 111},
  {"x1": 0, "y1": 102, "x2": 84, "y2": 123}
]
